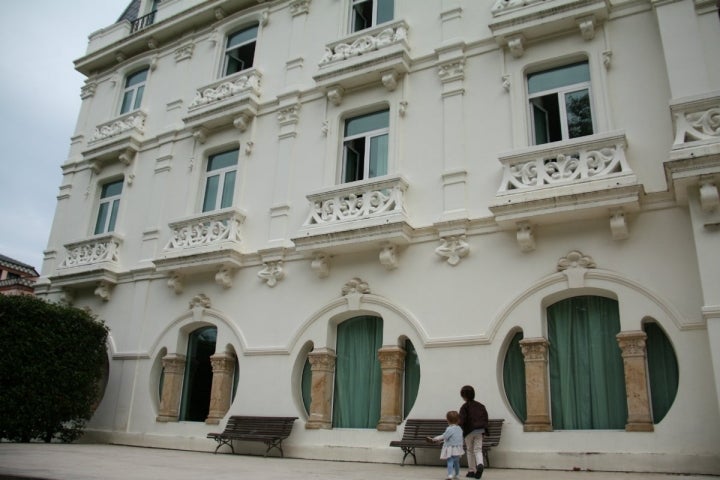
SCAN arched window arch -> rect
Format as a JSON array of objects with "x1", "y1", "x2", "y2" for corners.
[
  {"x1": 548, "y1": 295, "x2": 627, "y2": 429},
  {"x1": 502, "y1": 330, "x2": 527, "y2": 422},
  {"x1": 179, "y1": 326, "x2": 217, "y2": 422},
  {"x1": 643, "y1": 320, "x2": 679, "y2": 423},
  {"x1": 403, "y1": 338, "x2": 419, "y2": 418}
]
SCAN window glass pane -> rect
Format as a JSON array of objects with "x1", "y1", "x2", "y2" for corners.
[
  {"x1": 101, "y1": 180, "x2": 123, "y2": 198},
  {"x1": 107, "y1": 199, "x2": 120, "y2": 232},
  {"x1": 345, "y1": 110, "x2": 389, "y2": 137},
  {"x1": 403, "y1": 339, "x2": 420, "y2": 418},
  {"x1": 352, "y1": 0, "x2": 373, "y2": 31},
  {"x1": 644, "y1": 322, "x2": 679, "y2": 423},
  {"x1": 528, "y1": 62, "x2": 590, "y2": 94},
  {"x1": 207, "y1": 150, "x2": 239, "y2": 171},
  {"x1": 202, "y1": 175, "x2": 220, "y2": 212},
  {"x1": 565, "y1": 89, "x2": 593, "y2": 139},
  {"x1": 133, "y1": 85, "x2": 145, "y2": 110},
  {"x1": 369, "y1": 133, "x2": 388, "y2": 178},
  {"x1": 125, "y1": 69, "x2": 148, "y2": 87},
  {"x1": 530, "y1": 94, "x2": 561, "y2": 144},
  {"x1": 343, "y1": 139, "x2": 364, "y2": 183},
  {"x1": 503, "y1": 331, "x2": 527, "y2": 422},
  {"x1": 227, "y1": 25, "x2": 258, "y2": 49},
  {"x1": 377, "y1": 0, "x2": 394, "y2": 24},
  {"x1": 179, "y1": 327, "x2": 217, "y2": 422},
  {"x1": 220, "y1": 170, "x2": 236, "y2": 209},
  {"x1": 225, "y1": 43, "x2": 256, "y2": 75},
  {"x1": 301, "y1": 357, "x2": 312, "y2": 415},
  {"x1": 94, "y1": 203, "x2": 109, "y2": 235},
  {"x1": 120, "y1": 91, "x2": 134, "y2": 115}
]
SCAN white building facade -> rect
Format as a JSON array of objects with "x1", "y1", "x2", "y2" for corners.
[{"x1": 37, "y1": 0, "x2": 720, "y2": 474}]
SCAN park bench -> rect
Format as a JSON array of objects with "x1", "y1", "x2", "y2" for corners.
[
  {"x1": 207, "y1": 415, "x2": 298, "y2": 457},
  {"x1": 390, "y1": 418, "x2": 504, "y2": 467}
]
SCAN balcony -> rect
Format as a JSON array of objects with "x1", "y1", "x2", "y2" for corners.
[
  {"x1": 50, "y1": 233, "x2": 124, "y2": 298},
  {"x1": 154, "y1": 207, "x2": 246, "y2": 276},
  {"x1": 313, "y1": 20, "x2": 411, "y2": 100},
  {"x1": 131, "y1": 11, "x2": 156, "y2": 34},
  {"x1": 489, "y1": 0, "x2": 609, "y2": 57},
  {"x1": 182, "y1": 69, "x2": 261, "y2": 133},
  {"x1": 83, "y1": 110, "x2": 146, "y2": 172},
  {"x1": 293, "y1": 174, "x2": 413, "y2": 254},
  {"x1": 490, "y1": 131, "x2": 641, "y2": 229}
]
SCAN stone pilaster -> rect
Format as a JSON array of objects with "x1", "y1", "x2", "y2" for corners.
[
  {"x1": 156, "y1": 353, "x2": 186, "y2": 422},
  {"x1": 519, "y1": 337, "x2": 552, "y2": 432},
  {"x1": 377, "y1": 346, "x2": 407, "y2": 431},
  {"x1": 206, "y1": 352, "x2": 237, "y2": 425},
  {"x1": 306, "y1": 348, "x2": 336, "y2": 429},
  {"x1": 617, "y1": 331, "x2": 654, "y2": 432}
]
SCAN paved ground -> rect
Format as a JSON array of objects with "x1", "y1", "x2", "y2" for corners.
[{"x1": 0, "y1": 444, "x2": 718, "y2": 480}]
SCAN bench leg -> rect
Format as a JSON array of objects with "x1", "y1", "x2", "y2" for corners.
[
  {"x1": 483, "y1": 448, "x2": 489, "y2": 468},
  {"x1": 400, "y1": 447, "x2": 416, "y2": 466},
  {"x1": 264, "y1": 439, "x2": 284, "y2": 458},
  {"x1": 213, "y1": 438, "x2": 234, "y2": 454}
]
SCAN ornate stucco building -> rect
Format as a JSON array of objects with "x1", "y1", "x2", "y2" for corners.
[{"x1": 37, "y1": 0, "x2": 720, "y2": 474}]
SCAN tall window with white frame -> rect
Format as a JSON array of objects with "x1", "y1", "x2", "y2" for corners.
[
  {"x1": 94, "y1": 179, "x2": 123, "y2": 235},
  {"x1": 120, "y1": 68, "x2": 149, "y2": 115},
  {"x1": 223, "y1": 25, "x2": 258, "y2": 76},
  {"x1": 202, "y1": 149, "x2": 239, "y2": 212},
  {"x1": 527, "y1": 61, "x2": 594, "y2": 145},
  {"x1": 342, "y1": 109, "x2": 389, "y2": 183},
  {"x1": 350, "y1": 0, "x2": 394, "y2": 33}
]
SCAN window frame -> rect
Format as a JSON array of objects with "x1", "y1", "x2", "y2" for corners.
[
  {"x1": 527, "y1": 61, "x2": 595, "y2": 145},
  {"x1": 341, "y1": 109, "x2": 390, "y2": 184},
  {"x1": 349, "y1": 0, "x2": 394, "y2": 33},
  {"x1": 201, "y1": 148, "x2": 239, "y2": 213},
  {"x1": 94, "y1": 179, "x2": 124, "y2": 235},
  {"x1": 222, "y1": 24, "x2": 259, "y2": 77},
  {"x1": 119, "y1": 68, "x2": 149, "y2": 115}
]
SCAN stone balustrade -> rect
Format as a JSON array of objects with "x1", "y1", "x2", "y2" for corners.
[
  {"x1": 671, "y1": 91, "x2": 720, "y2": 146},
  {"x1": 188, "y1": 69, "x2": 262, "y2": 109},
  {"x1": 164, "y1": 207, "x2": 245, "y2": 251},
  {"x1": 60, "y1": 233, "x2": 122, "y2": 268},
  {"x1": 90, "y1": 110, "x2": 147, "y2": 143},
  {"x1": 319, "y1": 20, "x2": 408, "y2": 66}
]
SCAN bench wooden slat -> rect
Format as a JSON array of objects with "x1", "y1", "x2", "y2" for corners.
[
  {"x1": 207, "y1": 415, "x2": 298, "y2": 457},
  {"x1": 389, "y1": 418, "x2": 504, "y2": 467}
]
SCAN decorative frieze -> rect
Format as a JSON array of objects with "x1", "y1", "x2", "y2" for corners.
[
  {"x1": 60, "y1": 234, "x2": 122, "y2": 269},
  {"x1": 90, "y1": 111, "x2": 146, "y2": 142},
  {"x1": 302, "y1": 175, "x2": 408, "y2": 227},
  {"x1": 491, "y1": 0, "x2": 546, "y2": 14},
  {"x1": 319, "y1": 23, "x2": 407, "y2": 66},
  {"x1": 189, "y1": 69, "x2": 261, "y2": 108},
  {"x1": 164, "y1": 208, "x2": 245, "y2": 251},
  {"x1": 437, "y1": 60, "x2": 465, "y2": 83}
]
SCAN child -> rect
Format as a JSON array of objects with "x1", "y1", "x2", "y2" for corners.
[
  {"x1": 458, "y1": 385, "x2": 489, "y2": 479},
  {"x1": 427, "y1": 410, "x2": 465, "y2": 480}
]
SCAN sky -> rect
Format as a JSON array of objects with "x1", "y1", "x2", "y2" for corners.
[{"x1": 0, "y1": 1, "x2": 131, "y2": 272}]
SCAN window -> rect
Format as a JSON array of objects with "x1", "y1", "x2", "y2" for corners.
[
  {"x1": 120, "y1": 68, "x2": 148, "y2": 115},
  {"x1": 548, "y1": 296, "x2": 627, "y2": 429},
  {"x1": 502, "y1": 331, "x2": 527, "y2": 422},
  {"x1": 179, "y1": 327, "x2": 216, "y2": 422},
  {"x1": 342, "y1": 110, "x2": 389, "y2": 183},
  {"x1": 223, "y1": 25, "x2": 258, "y2": 76},
  {"x1": 94, "y1": 179, "x2": 123, "y2": 235},
  {"x1": 643, "y1": 321, "x2": 679, "y2": 423},
  {"x1": 528, "y1": 61, "x2": 594, "y2": 145},
  {"x1": 202, "y1": 149, "x2": 239, "y2": 212},
  {"x1": 350, "y1": 0, "x2": 394, "y2": 32}
]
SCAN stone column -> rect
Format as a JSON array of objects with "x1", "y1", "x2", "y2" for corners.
[
  {"x1": 156, "y1": 353, "x2": 186, "y2": 422},
  {"x1": 377, "y1": 346, "x2": 407, "y2": 431},
  {"x1": 616, "y1": 331, "x2": 654, "y2": 432},
  {"x1": 206, "y1": 352, "x2": 237, "y2": 425},
  {"x1": 306, "y1": 348, "x2": 336, "y2": 429},
  {"x1": 519, "y1": 337, "x2": 552, "y2": 432}
]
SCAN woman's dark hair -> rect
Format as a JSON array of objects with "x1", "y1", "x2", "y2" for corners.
[
  {"x1": 446, "y1": 410, "x2": 460, "y2": 424},
  {"x1": 460, "y1": 385, "x2": 475, "y2": 401}
]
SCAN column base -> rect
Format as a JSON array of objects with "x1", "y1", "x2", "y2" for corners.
[
  {"x1": 305, "y1": 419, "x2": 332, "y2": 429},
  {"x1": 377, "y1": 419, "x2": 400, "y2": 431},
  {"x1": 156, "y1": 415, "x2": 178, "y2": 423},
  {"x1": 524, "y1": 423, "x2": 553, "y2": 432},
  {"x1": 626, "y1": 422, "x2": 654, "y2": 432}
]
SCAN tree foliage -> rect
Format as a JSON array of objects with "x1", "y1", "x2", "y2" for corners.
[{"x1": 0, "y1": 295, "x2": 108, "y2": 443}]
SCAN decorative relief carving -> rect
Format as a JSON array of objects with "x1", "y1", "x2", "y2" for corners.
[
  {"x1": 326, "y1": 86, "x2": 344, "y2": 106},
  {"x1": 233, "y1": 113, "x2": 252, "y2": 132},
  {"x1": 289, "y1": 0, "x2": 311, "y2": 16},
  {"x1": 602, "y1": 50, "x2": 613, "y2": 69},
  {"x1": 94, "y1": 281, "x2": 113, "y2": 302},
  {"x1": 502, "y1": 74, "x2": 511, "y2": 92},
  {"x1": 577, "y1": 16, "x2": 596, "y2": 40},
  {"x1": 507, "y1": 34, "x2": 524, "y2": 58},
  {"x1": 498, "y1": 138, "x2": 631, "y2": 192},
  {"x1": 699, "y1": 180, "x2": 719, "y2": 212},
  {"x1": 164, "y1": 209, "x2": 245, "y2": 251},
  {"x1": 189, "y1": 293, "x2": 211, "y2": 309},
  {"x1": 167, "y1": 271, "x2": 184, "y2": 294},
  {"x1": 214, "y1": 265, "x2": 234, "y2": 289},
  {"x1": 435, "y1": 235, "x2": 469, "y2": 266},
  {"x1": 557, "y1": 250, "x2": 596, "y2": 288},
  {"x1": 319, "y1": 24, "x2": 407, "y2": 65},
  {"x1": 258, "y1": 261, "x2": 284, "y2": 287},
  {"x1": 311, "y1": 253, "x2": 330, "y2": 278},
  {"x1": 80, "y1": 79, "x2": 97, "y2": 99},
  {"x1": 342, "y1": 277, "x2": 370, "y2": 296},
  {"x1": 673, "y1": 106, "x2": 720, "y2": 144},
  {"x1": 379, "y1": 244, "x2": 399, "y2": 270},
  {"x1": 90, "y1": 111, "x2": 146, "y2": 142},
  {"x1": 174, "y1": 43, "x2": 195, "y2": 63},
  {"x1": 617, "y1": 332, "x2": 647, "y2": 358},
  {"x1": 189, "y1": 71, "x2": 261, "y2": 108},
  {"x1": 517, "y1": 222, "x2": 535, "y2": 252},
  {"x1": 277, "y1": 103, "x2": 301, "y2": 125},
  {"x1": 610, "y1": 209, "x2": 629, "y2": 240},
  {"x1": 303, "y1": 177, "x2": 407, "y2": 226},
  {"x1": 519, "y1": 338, "x2": 549, "y2": 361},
  {"x1": 60, "y1": 236, "x2": 121, "y2": 268},
  {"x1": 492, "y1": 0, "x2": 546, "y2": 14},
  {"x1": 437, "y1": 60, "x2": 465, "y2": 83},
  {"x1": 381, "y1": 70, "x2": 400, "y2": 91}
]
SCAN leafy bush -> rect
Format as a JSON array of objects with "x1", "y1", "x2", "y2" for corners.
[{"x1": 0, "y1": 295, "x2": 108, "y2": 442}]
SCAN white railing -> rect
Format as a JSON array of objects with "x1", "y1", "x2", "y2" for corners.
[
  {"x1": 60, "y1": 234, "x2": 122, "y2": 268},
  {"x1": 497, "y1": 132, "x2": 633, "y2": 193},
  {"x1": 188, "y1": 69, "x2": 261, "y2": 109},
  {"x1": 303, "y1": 175, "x2": 408, "y2": 226},
  {"x1": 491, "y1": 0, "x2": 547, "y2": 15},
  {"x1": 319, "y1": 20, "x2": 408, "y2": 66},
  {"x1": 164, "y1": 208, "x2": 245, "y2": 251},
  {"x1": 90, "y1": 110, "x2": 146, "y2": 142},
  {"x1": 671, "y1": 92, "x2": 720, "y2": 146}
]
